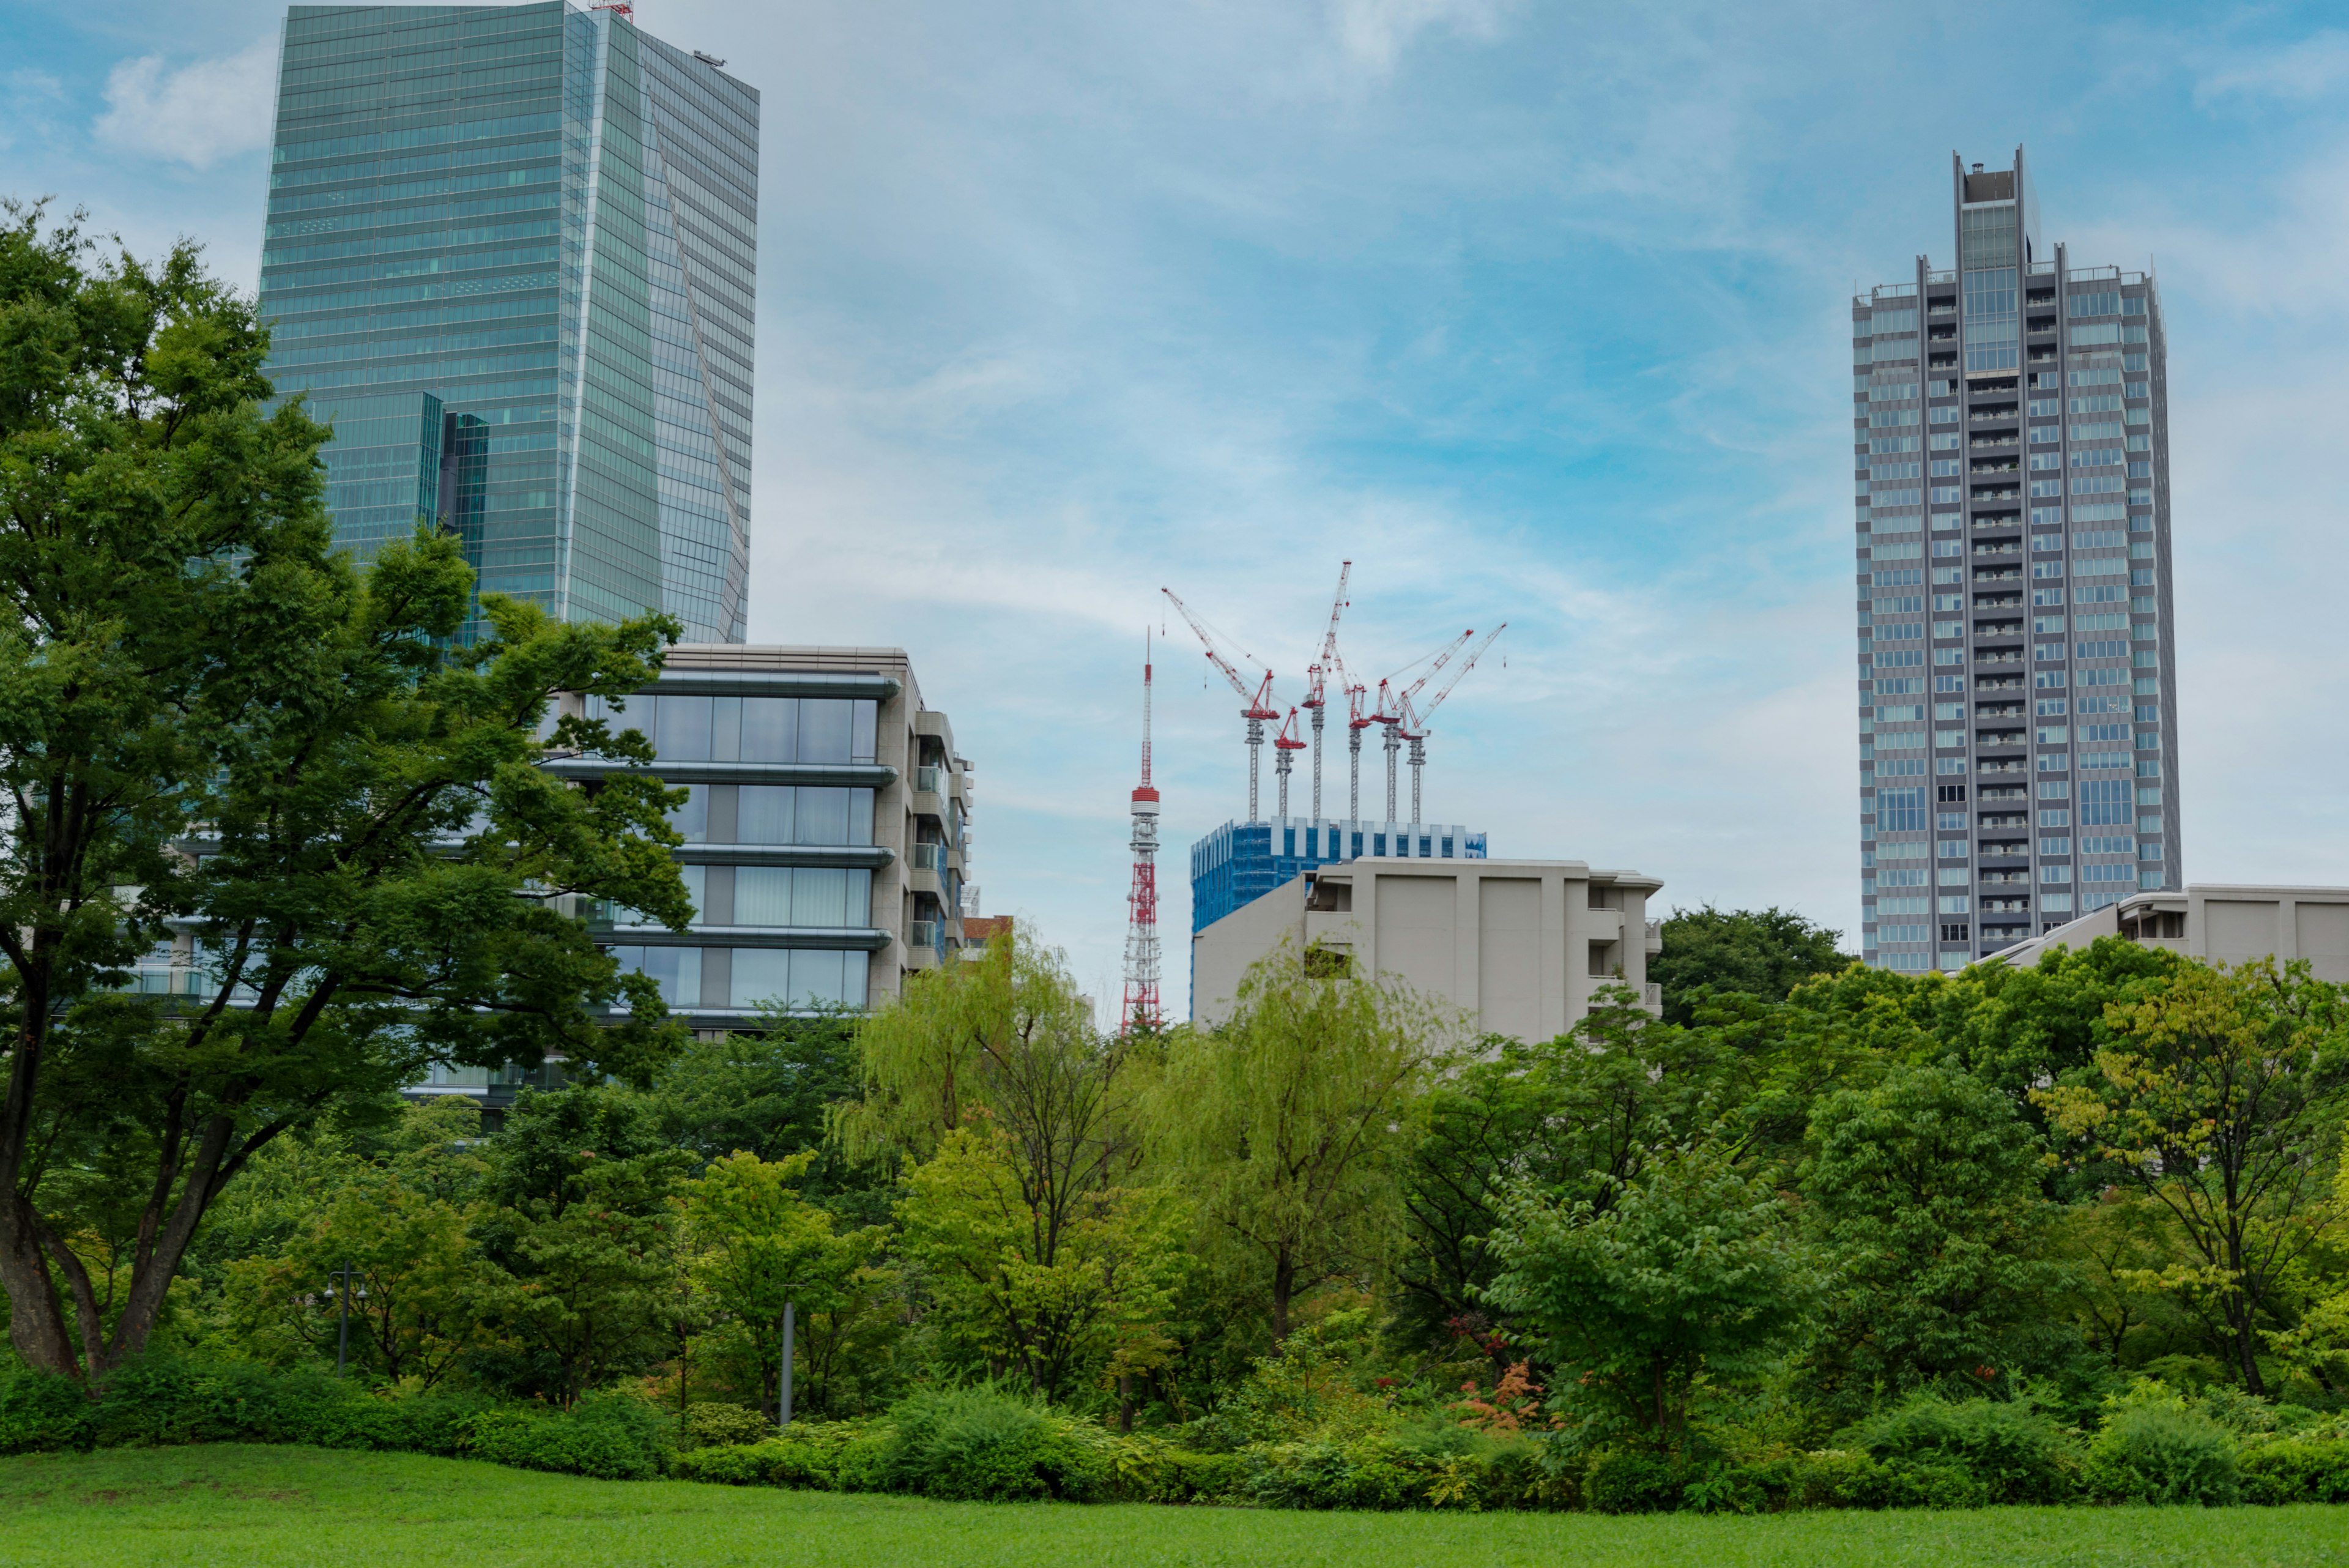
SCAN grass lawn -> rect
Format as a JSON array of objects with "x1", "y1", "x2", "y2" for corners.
[{"x1": 6, "y1": 1446, "x2": 2349, "y2": 1568}]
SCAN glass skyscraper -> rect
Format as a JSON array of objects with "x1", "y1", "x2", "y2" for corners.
[
  {"x1": 1853, "y1": 149, "x2": 2180, "y2": 973},
  {"x1": 258, "y1": 1, "x2": 757, "y2": 642}
]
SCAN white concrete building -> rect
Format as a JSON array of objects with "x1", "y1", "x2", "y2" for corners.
[
  {"x1": 1989, "y1": 883, "x2": 2349, "y2": 983},
  {"x1": 1190, "y1": 856, "x2": 1663, "y2": 1039}
]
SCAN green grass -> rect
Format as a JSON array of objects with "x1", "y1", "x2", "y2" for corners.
[{"x1": 5, "y1": 1446, "x2": 2349, "y2": 1568}]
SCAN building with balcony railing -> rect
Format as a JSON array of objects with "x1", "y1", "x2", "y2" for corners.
[
  {"x1": 1854, "y1": 147, "x2": 2179, "y2": 976},
  {"x1": 540, "y1": 643, "x2": 971, "y2": 1029}
]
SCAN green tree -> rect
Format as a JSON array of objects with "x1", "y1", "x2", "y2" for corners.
[
  {"x1": 1397, "y1": 987, "x2": 1744, "y2": 1360},
  {"x1": 475, "y1": 1085, "x2": 694, "y2": 1403},
  {"x1": 679, "y1": 1150, "x2": 886, "y2": 1419},
  {"x1": 1802, "y1": 1063, "x2": 2068, "y2": 1401},
  {"x1": 896, "y1": 1123, "x2": 1189, "y2": 1400},
  {"x1": 836, "y1": 927, "x2": 1178, "y2": 1398},
  {"x1": 1156, "y1": 941, "x2": 1457, "y2": 1343},
  {"x1": 1650, "y1": 905, "x2": 1849, "y2": 1025},
  {"x1": 0, "y1": 210, "x2": 689, "y2": 1381},
  {"x1": 2036, "y1": 958, "x2": 2349, "y2": 1394},
  {"x1": 1483, "y1": 1144, "x2": 1816, "y2": 1452},
  {"x1": 221, "y1": 1172, "x2": 508, "y2": 1387},
  {"x1": 650, "y1": 1006, "x2": 883, "y2": 1223}
]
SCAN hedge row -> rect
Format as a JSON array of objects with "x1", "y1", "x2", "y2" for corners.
[
  {"x1": 0, "y1": 1361, "x2": 670, "y2": 1481},
  {"x1": 14, "y1": 1362, "x2": 2349, "y2": 1510}
]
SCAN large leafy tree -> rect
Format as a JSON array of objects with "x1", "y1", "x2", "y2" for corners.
[
  {"x1": 1483, "y1": 1144, "x2": 1816, "y2": 1453},
  {"x1": 678, "y1": 1150, "x2": 886, "y2": 1419},
  {"x1": 837, "y1": 929, "x2": 1174, "y2": 1395},
  {"x1": 2035, "y1": 957, "x2": 2349, "y2": 1394},
  {"x1": 1802, "y1": 1063, "x2": 2068, "y2": 1403},
  {"x1": 0, "y1": 210, "x2": 688, "y2": 1381},
  {"x1": 1649, "y1": 905, "x2": 1849, "y2": 1025},
  {"x1": 1397, "y1": 987, "x2": 1744, "y2": 1361}
]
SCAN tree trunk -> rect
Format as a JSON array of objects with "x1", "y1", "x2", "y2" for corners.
[
  {"x1": 1118, "y1": 1375, "x2": 1134, "y2": 1434},
  {"x1": 1271, "y1": 1250, "x2": 1296, "y2": 1346}
]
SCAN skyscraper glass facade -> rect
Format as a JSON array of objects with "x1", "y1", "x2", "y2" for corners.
[
  {"x1": 1854, "y1": 149, "x2": 2180, "y2": 973},
  {"x1": 258, "y1": 2, "x2": 756, "y2": 641}
]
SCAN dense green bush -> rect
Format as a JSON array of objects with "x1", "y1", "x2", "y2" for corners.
[
  {"x1": 1247, "y1": 1436, "x2": 1424, "y2": 1510},
  {"x1": 2084, "y1": 1403, "x2": 2240, "y2": 1506},
  {"x1": 2238, "y1": 1439, "x2": 2349, "y2": 1504},
  {"x1": 1583, "y1": 1449, "x2": 1683, "y2": 1514},
  {"x1": 1, "y1": 1358, "x2": 665, "y2": 1479},
  {"x1": 0, "y1": 1367, "x2": 93, "y2": 1455},
  {"x1": 1839, "y1": 1395, "x2": 2077, "y2": 1505},
  {"x1": 459, "y1": 1392, "x2": 674, "y2": 1481},
  {"x1": 682, "y1": 1402, "x2": 776, "y2": 1450},
  {"x1": 877, "y1": 1387, "x2": 1107, "y2": 1502}
]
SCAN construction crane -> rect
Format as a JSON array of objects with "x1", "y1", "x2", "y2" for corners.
[
  {"x1": 1162, "y1": 587, "x2": 1281, "y2": 822},
  {"x1": 1395, "y1": 624, "x2": 1506, "y2": 826},
  {"x1": 1344, "y1": 676, "x2": 1374, "y2": 822},
  {"x1": 1272, "y1": 707, "x2": 1306, "y2": 820},
  {"x1": 1373, "y1": 630, "x2": 1474, "y2": 823},
  {"x1": 1298, "y1": 561, "x2": 1351, "y2": 822}
]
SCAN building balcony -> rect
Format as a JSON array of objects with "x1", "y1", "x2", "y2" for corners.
[
  {"x1": 1979, "y1": 760, "x2": 2026, "y2": 775},
  {"x1": 909, "y1": 842, "x2": 948, "y2": 871}
]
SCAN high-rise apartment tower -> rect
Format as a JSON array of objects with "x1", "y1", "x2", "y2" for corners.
[
  {"x1": 258, "y1": 2, "x2": 757, "y2": 641},
  {"x1": 1853, "y1": 149, "x2": 2179, "y2": 973}
]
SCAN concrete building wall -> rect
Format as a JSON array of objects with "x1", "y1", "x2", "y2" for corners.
[
  {"x1": 1990, "y1": 884, "x2": 2349, "y2": 983},
  {"x1": 1191, "y1": 856, "x2": 1664, "y2": 1038}
]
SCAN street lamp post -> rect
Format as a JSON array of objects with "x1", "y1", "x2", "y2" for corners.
[
  {"x1": 333, "y1": 1261, "x2": 354, "y2": 1377},
  {"x1": 777, "y1": 1298, "x2": 796, "y2": 1429}
]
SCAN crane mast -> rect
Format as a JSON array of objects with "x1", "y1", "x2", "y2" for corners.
[
  {"x1": 1162, "y1": 587, "x2": 1280, "y2": 822},
  {"x1": 1395, "y1": 624, "x2": 1505, "y2": 827},
  {"x1": 1300, "y1": 560, "x2": 1351, "y2": 822}
]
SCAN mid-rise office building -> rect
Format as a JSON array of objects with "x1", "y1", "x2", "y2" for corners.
[
  {"x1": 1191, "y1": 857, "x2": 1663, "y2": 1039},
  {"x1": 258, "y1": 1, "x2": 757, "y2": 641},
  {"x1": 1853, "y1": 148, "x2": 2180, "y2": 973}
]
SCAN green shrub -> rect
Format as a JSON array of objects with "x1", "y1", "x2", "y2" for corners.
[
  {"x1": 878, "y1": 1387, "x2": 1105, "y2": 1502},
  {"x1": 1584, "y1": 1449, "x2": 1682, "y2": 1514},
  {"x1": 0, "y1": 1367, "x2": 94, "y2": 1455},
  {"x1": 1247, "y1": 1436, "x2": 1424, "y2": 1510},
  {"x1": 2084, "y1": 1403, "x2": 2238, "y2": 1506},
  {"x1": 683, "y1": 1403, "x2": 775, "y2": 1450},
  {"x1": 1839, "y1": 1395, "x2": 2076, "y2": 1505},
  {"x1": 1747, "y1": 1448, "x2": 1893, "y2": 1510},
  {"x1": 1152, "y1": 1447, "x2": 1252, "y2": 1503},
  {"x1": 673, "y1": 1441, "x2": 775, "y2": 1485},
  {"x1": 460, "y1": 1392, "x2": 674, "y2": 1482},
  {"x1": 2239, "y1": 1439, "x2": 2349, "y2": 1504}
]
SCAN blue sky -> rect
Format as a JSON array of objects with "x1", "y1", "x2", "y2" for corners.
[{"x1": 10, "y1": 1, "x2": 2349, "y2": 1009}]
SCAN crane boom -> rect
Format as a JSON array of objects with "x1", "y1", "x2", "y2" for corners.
[
  {"x1": 1378, "y1": 630, "x2": 1474, "y2": 724},
  {"x1": 1160, "y1": 587, "x2": 1276, "y2": 716},
  {"x1": 1400, "y1": 624, "x2": 1505, "y2": 735},
  {"x1": 1302, "y1": 560, "x2": 1351, "y2": 710}
]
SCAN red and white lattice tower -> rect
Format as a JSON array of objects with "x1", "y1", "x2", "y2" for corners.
[{"x1": 1120, "y1": 633, "x2": 1163, "y2": 1033}]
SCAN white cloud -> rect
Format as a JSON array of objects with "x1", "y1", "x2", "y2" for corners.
[
  {"x1": 2194, "y1": 31, "x2": 2349, "y2": 104},
  {"x1": 95, "y1": 36, "x2": 276, "y2": 170},
  {"x1": 1326, "y1": 0, "x2": 1518, "y2": 74}
]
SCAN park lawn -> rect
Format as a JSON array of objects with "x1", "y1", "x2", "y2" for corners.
[{"x1": 5, "y1": 1447, "x2": 2349, "y2": 1568}]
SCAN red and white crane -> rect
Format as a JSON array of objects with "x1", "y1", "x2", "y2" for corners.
[
  {"x1": 1120, "y1": 632, "x2": 1162, "y2": 1034},
  {"x1": 1373, "y1": 630, "x2": 1475, "y2": 823},
  {"x1": 1161, "y1": 587, "x2": 1281, "y2": 822},
  {"x1": 1297, "y1": 560, "x2": 1351, "y2": 822},
  {"x1": 1271, "y1": 707, "x2": 1307, "y2": 820},
  {"x1": 1394, "y1": 625, "x2": 1505, "y2": 827}
]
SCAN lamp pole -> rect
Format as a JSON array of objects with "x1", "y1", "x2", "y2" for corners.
[
  {"x1": 334, "y1": 1261, "x2": 354, "y2": 1377},
  {"x1": 777, "y1": 1297, "x2": 797, "y2": 1429}
]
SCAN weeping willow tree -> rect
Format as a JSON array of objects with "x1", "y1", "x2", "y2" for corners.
[
  {"x1": 834, "y1": 928, "x2": 1179, "y2": 1394},
  {"x1": 1153, "y1": 940, "x2": 1461, "y2": 1344}
]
